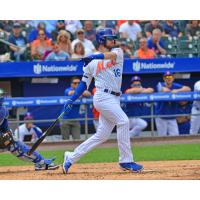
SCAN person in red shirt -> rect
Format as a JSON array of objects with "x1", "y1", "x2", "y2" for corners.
[{"x1": 134, "y1": 37, "x2": 156, "y2": 59}]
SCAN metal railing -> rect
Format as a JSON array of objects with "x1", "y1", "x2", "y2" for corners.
[{"x1": 8, "y1": 102, "x2": 199, "y2": 141}]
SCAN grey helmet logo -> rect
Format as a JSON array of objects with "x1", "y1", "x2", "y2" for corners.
[
  {"x1": 33, "y1": 63, "x2": 42, "y2": 74},
  {"x1": 132, "y1": 61, "x2": 141, "y2": 72}
]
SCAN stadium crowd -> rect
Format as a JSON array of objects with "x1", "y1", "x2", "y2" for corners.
[
  {"x1": 0, "y1": 20, "x2": 200, "y2": 62},
  {"x1": 1, "y1": 20, "x2": 200, "y2": 139}
]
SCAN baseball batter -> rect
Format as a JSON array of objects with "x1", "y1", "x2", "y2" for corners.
[
  {"x1": 190, "y1": 80, "x2": 200, "y2": 135},
  {"x1": 62, "y1": 28, "x2": 143, "y2": 173}
]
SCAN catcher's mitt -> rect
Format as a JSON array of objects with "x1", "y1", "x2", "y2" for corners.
[{"x1": 0, "y1": 130, "x2": 14, "y2": 149}]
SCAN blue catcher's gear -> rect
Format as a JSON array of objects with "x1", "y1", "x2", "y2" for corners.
[
  {"x1": 96, "y1": 28, "x2": 117, "y2": 45},
  {"x1": 0, "y1": 108, "x2": 59, "y2": 170},
  {"x1": 0, "y1": 106, "x2": 8, "y2": 126}
]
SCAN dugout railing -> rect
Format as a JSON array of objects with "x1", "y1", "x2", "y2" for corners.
[{"x1": 4, "y1": 91, "x2": 200, "y2": 141}]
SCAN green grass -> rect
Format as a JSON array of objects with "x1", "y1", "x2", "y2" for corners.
[{"x1": 1, "y1": 143, "x2": 200, "y2": 166}]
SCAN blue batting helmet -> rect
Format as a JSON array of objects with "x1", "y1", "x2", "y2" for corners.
[{"x1": 96, "y1": 28, "x2": 117, "y2": 44}]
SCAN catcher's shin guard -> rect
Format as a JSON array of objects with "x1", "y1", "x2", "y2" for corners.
[{"x1": 9, "y1": 140, "x2": 44, "y2": 163}]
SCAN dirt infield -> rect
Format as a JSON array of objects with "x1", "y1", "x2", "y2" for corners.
[{"x1": 1, "y1": 160, "x2": 200, "y2": 180}]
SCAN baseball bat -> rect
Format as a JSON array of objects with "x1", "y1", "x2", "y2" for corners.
[
  {"x1": 28, "y1": 111, "x2": 65, "y2": 155},
  {"x1": 0, "y1": 38, "x2": 19, "y2": 49}
]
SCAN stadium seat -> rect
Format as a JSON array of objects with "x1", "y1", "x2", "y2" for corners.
[
  {"x1": 162, "y1": 36, "x2": 178, "y2": 57},
  {"x1": 177, "y1": 37, "x2": 198, "y2": 57}
]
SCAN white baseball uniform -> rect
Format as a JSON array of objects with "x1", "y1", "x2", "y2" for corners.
[
  {"x1": 14, "y1": 124, "x2": 42, "y2": 142},
  {"x1": 129, "y1": 117, "x2": 147, "y2": 137},
  {"x1": 190, "y1": 80, "x2": 200, "y2": 135},
  {"x1": 67, "y1": 47, "x2": 134, "y2": 164}
]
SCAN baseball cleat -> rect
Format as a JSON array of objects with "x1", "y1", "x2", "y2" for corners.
[
  {"x1": 119, "y1": 162, "x2": 143, "y2": 173},
  {"x1": 35, "y1": 161, "x2": 59, "y2": 171},
  {"x1": 62, "y1": 151, "x2": 72, "y2": 174}
]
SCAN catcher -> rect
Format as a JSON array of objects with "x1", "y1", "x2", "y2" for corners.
[{"x1": 0, "y1": 96, "x2": 59, "y2": 171}]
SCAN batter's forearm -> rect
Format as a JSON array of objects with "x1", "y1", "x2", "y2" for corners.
[{"x1": 70, "y1": 81, "x2": 87, "y2": 102}]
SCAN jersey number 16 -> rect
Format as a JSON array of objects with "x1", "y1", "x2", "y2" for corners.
[{"x1": 113, "y1": 68, "x2": 121, "y2": 77}]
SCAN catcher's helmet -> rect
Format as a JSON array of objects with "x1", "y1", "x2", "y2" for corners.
[{"x1": 96, "y1": 28, "x2": 117, "y2": 44}]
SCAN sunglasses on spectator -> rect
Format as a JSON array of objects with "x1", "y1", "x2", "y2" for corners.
[
  {"x1": 77, "y1": 32, "x2": 84, "y2": 35},
  {"x1": 131, "y1": 83, "x2": 141, "y2": 87},
  {"x1": 72, "y1": 82, "x2": 80, "y2": 85},
  {"x1": 164, "y1": 75, "x2": 173, "y2": 79}
]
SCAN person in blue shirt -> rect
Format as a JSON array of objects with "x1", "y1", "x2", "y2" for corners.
[
  {"x1": 176, "y1": 101, "x2": 192, "y2": 135},
  {"x1": 163, "y1": 20, "x2": 183, "y2": 38},
  {"x1": 45, "y1": 43, "x2": 70, "y2": 61},
  {"x1": 8, "y1": 23, "x2": 28, "y2": 61},
  {"x1": 147, "y1": 29, "x2": 166, "y2": 57},
  {"x1": 28, "y1": 22, "x2": 52, "y2": 43},
  {"x1": 155, "y1": 71, "x2": 191, "y2": 136},
  {"x1": 60, "y1": 76, "x2": 91, "y2": 140},
  {"x1": 125, "y1": 76, "x2": 154, "y2": 137}
]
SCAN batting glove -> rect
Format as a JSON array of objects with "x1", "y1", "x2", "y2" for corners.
[{"x1": 64, "y1": 99, "x2": 73, "y2": 114}]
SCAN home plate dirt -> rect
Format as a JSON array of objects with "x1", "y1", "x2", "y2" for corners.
[{"x1": 1, "y1": 160, "x2": 200, "y2": 180}]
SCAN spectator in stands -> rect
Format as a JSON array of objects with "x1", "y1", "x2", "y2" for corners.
[
  {"x1": 31, "y1": 29, "x2": 53, "y2": 60},
  {"x1": 65, "y1": 20, "x2": 83, "y2": 35},
  {"x1": 84, "y1": 20, "x2": 96, "y2": 44},
  {"x1": 185, "y1": 20, "x2": 200, "y2": 39},
  {"x1": 105, "y1": 20, "x2": 118, "y2": 30},
  {"x1": 0, "y1": 20, "x2": 13, "y2": 37},
  {"x1": 134, "y1": 37, "x2": 157, "y2": 59},
  {"x1": 60, "y1": 76, "x2": 91, "y2": 140},
  {"x1": 45, "y1": 43, "x2": 70, "y2": 61},
  {"x1": 57, "y1": 30, "x2": 72, "y2": 56},
  {"x1": 71, "y1": 42, "x2": 85, "y2": 59},
  {"x1": 0, "y1": 26, "x2": 9, "y2": 61},
  {"x1": 176, "y1": 101, "x2": 192, "y2": 135},
  {"x1": 51, "y1": 20, "x2": 73, "y2": 42},
  {"x1": 155, "y1": 71, "x2": 191, "y2": 136},
  {"x1": 8, "y1": 22, "x2": 28, "y2": 61},
  {"x1": 119, "y1": 39, "x2": 134, "y2": 58},
  {"x1": 147, "y1": 29, "x2": 166, "y2": 56},
  {"x1": 14, "y1": 112, "x2": 43, "y2": 142},
  {"x1": 28, "y1": 22, "x2": 52, "y2": 43},
  {"x1": 163, "y1": 20, "x2": 183, "y2": 38},
  {"x1": 125, "y1": 76, "x2": 153, "y2": 137},
  {"x1": 119, "y1": 20, "x2": 142, "y2": 42},
  {"x1": 72, "y1": 28, "x2": 96, "y2": 56},
  {"x1": 144, "y1": 20, "x2": 164, "y2": 38}
]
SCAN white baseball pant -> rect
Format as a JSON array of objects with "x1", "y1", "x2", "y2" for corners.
[
  {"x1": 68, "y1": 92, "x2": 133, "y2": 164},
  {"x1": 93, "y1": 119, "x2": 99, "y2": 131},
  {"x1": 190, "y1": 107, "x2": 200, "y2": 135},
  {"x1": 155, "y1": 118, "x2": 179, "y2": 136},
  {"x1": 129, "y1": 117, "x2": 148, "y2": 137}
]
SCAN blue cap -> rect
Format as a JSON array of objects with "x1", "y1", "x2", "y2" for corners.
[
  {"x1": 131, "y1": 76, "x2": 141, "y2": 82},
  {"x1": 24, "y1": 112, "x2": 33, "y2": 120},
  {"x1": 163, "y1": 71, "x2": 174, "y2": 77}
]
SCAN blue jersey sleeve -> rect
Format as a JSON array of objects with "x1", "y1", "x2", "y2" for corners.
[{"x1": 172, "y1": 83, "x2": 184, "y2": 89}]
